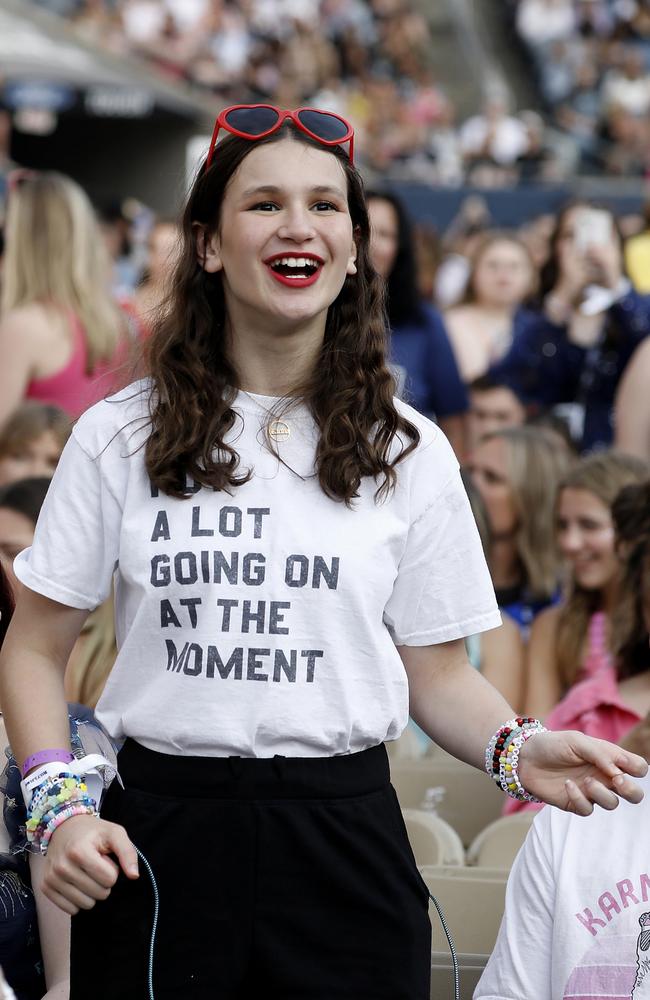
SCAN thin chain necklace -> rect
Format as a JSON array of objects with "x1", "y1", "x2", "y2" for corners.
[{"x1": 239, "y1": 388, "x2": 292, "y2": 441}]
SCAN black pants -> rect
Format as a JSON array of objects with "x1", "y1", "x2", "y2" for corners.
[{"x1": 70, "y1": 741, "x2": 431, "y2": 999}]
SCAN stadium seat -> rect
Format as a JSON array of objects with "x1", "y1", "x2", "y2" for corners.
[
  {"x1": 402, "y1": 809, "x2": 465, "y2": 866},
  {"x1": 390, "y1": 758, "x2": 505, "y2": 846},
  {"x1": 466, "y1": 811, "x2": 536, "y2": 869},
  {"x1": 421, "y1": 867, "x2": 508, "y2": 955}
]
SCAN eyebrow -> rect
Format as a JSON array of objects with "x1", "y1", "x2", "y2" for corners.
[{"x1": 240, "y1": 184, "x2": 347, "y2": 199}]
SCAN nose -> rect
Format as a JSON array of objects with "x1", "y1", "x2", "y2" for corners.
[
  {"x1": 277, "y1": 205, "x2": 316, "y2": 243},
  {"x1": 558, "y1": 524, "x2": 583, "y2": 555}
]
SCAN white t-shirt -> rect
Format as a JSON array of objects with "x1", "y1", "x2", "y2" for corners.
[
  {"x1": 15, "y1": 381, "x2": 499, "y2": 758},
  {"x1": 475, "y1": 777, "x2": 650, "y2": 1000}
]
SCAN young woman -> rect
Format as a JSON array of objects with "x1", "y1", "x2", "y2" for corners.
[
  {"x1": 468, "y1": 425, "x2": 573, "y2": 635},
  {"x1": 0, "y1": 106, "x2": 646, "y2": 1000},
  {"x1": 526, "y1": 451, "x2": 649, "y2": 719},
  {"x1": 491, "y1": 201, "x2": 650, "y2": 452},
  {"x1": 366, "y1": 189, "x2": 468, "y2": 456},
  {"x1": 444, "y1": 232, "x2": 537, "y2": 383},
  {"x1": 0, "y1": 171, "x2": 132, "y2": 426}
]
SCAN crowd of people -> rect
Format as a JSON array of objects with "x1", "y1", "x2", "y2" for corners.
[
  {"x1": 22, "y1": 0, "x2": 572, "y2": 185},
  {"x1": 510, "y1": 0, "x2": 650, "y2": 175},
  {"x1": 1, "y1": 125, "x2": 650, "y2": 995}
]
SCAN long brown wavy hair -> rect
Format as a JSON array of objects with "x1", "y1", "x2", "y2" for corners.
[
  {"x1": 143, "y1": 123, "x2": 420, "y2": 503},
  {"x1": 555, "y1": 451, "x2": 648, "y2": 689},
  {"x1": 611, "y1": 480, "x2": 650, "y2": 677}
]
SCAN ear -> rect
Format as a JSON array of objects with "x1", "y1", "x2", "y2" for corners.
[
  {"x1": 194, "y1": 222, "x2": 222, "y2": 273},
  {"x1": 346, "y1": 233, "x2": 358, "y2": 276}
]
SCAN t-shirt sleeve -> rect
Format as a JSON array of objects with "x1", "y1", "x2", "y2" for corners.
[
  {"x1": 383, "y1": 430, "x2": 500, "y2": 645},
  {"x1": 13, "y1": 431, "x2": 123, "y2": 610},
  {"x1": 474, "y1": 813, "x2": 555, "y2": 1000}
]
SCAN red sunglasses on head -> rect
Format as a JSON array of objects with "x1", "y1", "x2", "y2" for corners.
[{"x1": 205, "y1": 104, "x2": 355, "y2": 169}]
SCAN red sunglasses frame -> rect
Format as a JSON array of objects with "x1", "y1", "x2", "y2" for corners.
[{"x1": 205, "y1": 104, "x2": 355, "y2": 169}]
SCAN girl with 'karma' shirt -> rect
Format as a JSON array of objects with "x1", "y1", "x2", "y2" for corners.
[{"x1": 0, "y1": 106, "x2": 648, "y2": 1000}]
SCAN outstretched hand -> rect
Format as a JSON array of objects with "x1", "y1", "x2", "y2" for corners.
[{"x1": 517, "y1": 730, "x2": 648, "y2": 815}]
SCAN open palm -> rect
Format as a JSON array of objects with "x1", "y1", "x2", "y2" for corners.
[{"x1": 517, "y1": 730, "x2": 648, "y2": 815}]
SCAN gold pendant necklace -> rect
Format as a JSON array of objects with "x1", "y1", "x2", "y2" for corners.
[
  {"x1": 268, "y1": 419, "x2": 291, "y2": 441},
  {"x1": 240, "y1": 389, "x2": 291, "y2": 441}
]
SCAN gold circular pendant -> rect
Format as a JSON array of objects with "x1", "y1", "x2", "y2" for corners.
[{"x1": 268, "y1": 419, "x2": 291, "y2": 441}]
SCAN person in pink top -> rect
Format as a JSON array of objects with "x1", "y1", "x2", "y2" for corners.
[
  {"x1": 526, "y1": 450, "x2": 648, "y2": 719},
  {"x1": 0, "y1": 171, "x2": 132, "y2": 426},
  {"x1": 506, "y1": 465, "x2": 650, "y2": 815}
]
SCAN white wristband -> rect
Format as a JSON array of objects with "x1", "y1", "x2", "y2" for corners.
[{"x1": 20, "y1": 753, "x2": 120, "y2": 810}]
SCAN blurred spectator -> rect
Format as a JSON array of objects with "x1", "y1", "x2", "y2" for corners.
[
  {"x1": 98, "y1": 199, "x2": 141, "y2": 299},
  {"x1": 130, "y1": 217, "x2": 180, "y2": 335},
  {"x1": 367, "y1": 190, "x2": 468, "y2": 456},
  {"x1": 468, "y1": 375, "x2": 527, "y2": 452},
  {"x1": 0, "y1": 476, "x2": 51, "y2": 592},
  {"x1": 444, "y1": 232, "x2": 538, "y2": 382},
  {"x1": 505, "y1": 467, "x2": 650, "y2": 817},
  {"x1": 0, "y1": 402, "x2": 70, "y2": 487},
  {"x1": 515, "y1": 0, "x2": 575, "y2": 51},
  {"x1": 525, "y1": 451, "x2": 649, "y2": 719},
  {"x1": 463, "y1": 470, "x2": 526, "y2": 709},
  {"x1": 491, "y1": 202, "x2": 650, "y2": 452},
  {"x1": 434, "y1": 196, "x2": 493, "y2": 309},
  {"x1": 459, "y1": 95, "x2": 530, "y2": 180},
  {"x1": 602, "y1": 45, "x2": 650, "y2": 118},
  {"x1": 0, "y1": 172, "x2": 134, "y2": 425},
  {"x1": 466, "y1": 425, "x2": 572, "y2": 634}
]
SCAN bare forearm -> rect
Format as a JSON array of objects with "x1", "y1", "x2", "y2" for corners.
[
  {"x1": 402, "y1": 640, "x2": 517, "y2": 771},
  {"x1": 0, "y1": 593, "x2": 87, "y2": 771},
  {"x1": 0, "y1": 641, "x2": 70, "y2": 770}
]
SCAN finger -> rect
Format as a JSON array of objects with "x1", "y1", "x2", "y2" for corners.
[
  {"x1": 611, "y1": 772, "x2": 645, "y2": 805},
  {"x1": 53, "y1": 882, "x2": 99, "y2": 911},
  {"x1": 58, "y1": 867, "x2": 113, "y2": 901},
  {"x1": 43, "y1": 886, "x2": 81, "y2": 916},
  {"x1": 571, "y1": 734, "x2": 641, "y2": 781},
  {"x1": 564, "y1": 779, "x2": 593, "y2": 817},
  {"x1": 581, "y1": 776, "x2": 619, "y2": 811},
  {"x1": 66, "y1": 849, "x2": 120, "y2": 889},
  {"x1": 612, "y1": 750, "x2": 649, "y2": 779},
  {"x1": 44, "y1": 879, "x2": 98, "y2": 913},
  {"x1": 102, "y1": 824, "x2": 139, "y2": 880}
]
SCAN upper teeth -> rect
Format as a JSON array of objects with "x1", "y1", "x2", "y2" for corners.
[{"x1": 271, "y1": 257, "x2": 318, "y2": 268}]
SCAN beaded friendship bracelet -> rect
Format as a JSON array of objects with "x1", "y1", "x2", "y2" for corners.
[
  {"x1": 25, "y1": 771, "x2": 99, "y2": 854},
  {"x1": 485, "y1": 717, "x2": 547, "y2": 803}
]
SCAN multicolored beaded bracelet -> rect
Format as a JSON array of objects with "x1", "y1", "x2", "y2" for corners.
[
  {"x1": 26, "y1": 771, "x2": 99, "y2": 854},
  {"x1": 485, "y1": 717, "x2": 540, "y2": 783},
  {"x1": 485, "y1": 717, "x2": 547, "y2": 803},
  {"x1": 498, "y1": 729, "x2": 544, "y2": 802}
]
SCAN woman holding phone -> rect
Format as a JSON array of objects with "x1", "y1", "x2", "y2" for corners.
[
  {"x1": 0, "y1": 108, "x2": 647, "y2": 1000},
  {"x1": 492, "y1": 202, "x2": 650, "y2": 452}
]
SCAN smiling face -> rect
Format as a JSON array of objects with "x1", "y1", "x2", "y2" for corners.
[
  {"x1": 199, "y1": 138, "x2": 357, "y2": 338},
  {"x1": 556, "y1": 487, "x2": 619, "y2": 592}
]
